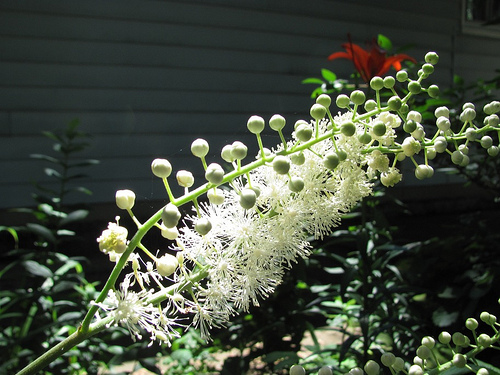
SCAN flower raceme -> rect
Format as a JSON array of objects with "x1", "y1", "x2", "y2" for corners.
[{"x1": 91, "y1": 52, "x2": 500, "y2": 347}]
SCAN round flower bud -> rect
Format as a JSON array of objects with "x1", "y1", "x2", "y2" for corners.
[
  {"x1": 480, "y1": 136, "x2": 493, "y2": 149},
  {"x1": 370, "y1": 76, "x2": 384, "y2": 91},
  {"x1": 387, "y1": 96, "x2": 402, "y2": 111},
  {"x1": 485, "y1": 114, "x2": 500, "y2": 127},
  {"x1": 425, "y1": 52, "x2": 439, "y2": 65},
  {"x1": 350, "y1": 90, "x2": 366, "y2": 105},
  {"x1": 294, "y1": 119, "x2": 308, "y2": 130},
  {"x1": 383, "y1": 76, "x2": 396, "y2": 89},
  {"x1": 396, "y1": 70, "x2": 408, "y2": 82},
  {"x1": 318, "y1": 366, "x2": 333, "y2": 375},
  {"x1": 459, "y1": 144, "x2": 469, "y2": 154},
  {"x1": 247, "y1": 115, "x2": 265, "y2": 134},
  {"x1": 372, "y1": 121, "x2": 386, "y2": 137},
  {"x1": 295, "y1": 123, "x2": 313, "y2": 142},
  {"x1": 436, "y1": 116, "x2": 451, "y2": 131},
  {"x1": 231, "y1": 141, "x2": 248, "y2": 160},
  {"x1": 289, "y1": 365, "x2": 305, "y2": 375},
  {"x1": 364, "y1": 360, "x2": 380, "y2": 375},
  {"x1": 460, "y1": 108, "x2": 476, "y2": 122},
  {"x1": 191, "y1": 138, "x2": 209, "y2": 158},
  {"x1": 409, "y1": 365, "x2": 423, "y2": 375},
  {"x1": 392, "y1": 357, "x2": 405, "y2": 372},
  {"x1": 434, "y1": 136, "x2": 448, "y2": 153},
  {"x1": 323, "y1": 152, "x2": 339, "y2": 170},
  {"x1": 310, "y1": 103, "x2": 327, "y2": 120},
  {"x1": 151, "y1": 158, "x2": 172, "y2": 178},
  {"x1": 407, "y1": 110, "x2": 423, "y2": 123},
  {"x1": 358, "y1": 132, "x2": 372, "y2": 144},
  {"x1": 194, "y1": 217, "x2": 212, "y2": 235},
  {"x1": 465, "y1": 127, "x2": 477, "y2": 141},
  {"x1": 400, "y1": 103, "x2": 410, "y2": 115},
  {"x1": 288, "y1": 176, "x2": 305, "y2": 193},
  {"x1": 336, "y1": 94, "x2": 351, "y2": 108},
  {"x1": 422, "y1": 63, "x2": 434, "y2": 74},
  {"x1": 269, "y1": 114, "x2": 286, "y2": 131},
  {"x1": 478, "y1": 333, "x2": 492, "y2": 347},
  {"x1": 161, "y1": 225, "x2": 179, "y2": 240},
  {"x1": 337, "y1": 149, "x2": 347, "y2": 161},
  {"x1": 403, "y1": 119, "x2": 417, "y2": 133},
  {"x1": 452, "y1": 354, "x2": 467, "y2": 368},
  {"x1": 416, "y1": 345, "x2": 431, "y2": 360},
  {"x1": 408, "y1": 80, "x2": 421, "y2": 94},
  {"x1": 207, "y1": 188, "x2": 225, "y2": 205},
  {"x1": 381, "y1": 352, "x2": 396, "y2": 367},
  {"x1": 246, "y1": 184, "x2": 261, "y2": 198},
  {"x1": 205, "y1": 163, "x2": 225, "y2": 184},
  {"x1": 161, "y1": 203, "x2": 181, "y2": 228},
  {"x1": 349, "y1": 368, "x2": 364, "y2": 375},
  {"x1": 488, "y1": 145, "x2": 499, "y2": 157},
  {"x1": 341, "y1": 121, "x2": 356, "y2": 136},
  {"x1": 465, "y1": 318, "x2": 478, "y2": 330},
  {"x1": 478, "y1": 369, "x2": 490, "y2": 375},
  {"x1": 239, "y1": 188, "x2": 257, "y2": 209},
  {"x1": 411, "y1": 123, "x2": 425, "y2": 140},
  {"x1": 290, "y1": 151, "x2": 306, "y2": 165},
  {"x1": 415, "y1": 164, "x2": 434, "y2": 180},
  {"x1": 463, "y1": 102, "x2": 475, "y2": 110},
  {"x1": 435, "y1": 106, "x2": 450, "y2": 118},
  {"x1": 402, "y1": 137, "x2": 421, "y2": 157},
  {"x1": 428, "y1": 85, "x2": 440, "y2": 98},
  {"x1": 484, "y1": 101, "x2": 498, "y2": 115},
  {"x1": 426, "y1": 147, "x2": 437, "y2": 160},
  {"x1": 364, "y1": 99, "x2": 377, "y2": 112},
  {"x1": 438, "y1": 331, "x2": 451, "y2": 344},
  {"x1": 115, "y1": 189, "x2": 135, "y2": 210},
  {"x1": 176, "y1": 170, "x2": 194, "y2": 188},
  {"x1": 221, "y1": 144, "x2": 235, "y2": 163},
  {"x1": 272, "y1": 155, "x2": 290, "y2": 175},
  {"x1": 316, "y1": 94, "x2": 332, "y2": 108},
  {"x1": 480, "y1": 311, "x2": 497, "y2": 325},
  {"x1": 156, "y1": 254, "x2": 179, "y2": 277},
  {"x1": 422, "y1": 336, "x2": 435, "y2": 349},
  {"x1": 452, "y1": 332, "x2": 467, "y2": 346},
  {"x1": 451, "y1": 150, "x2": 464, "y2": 165}
]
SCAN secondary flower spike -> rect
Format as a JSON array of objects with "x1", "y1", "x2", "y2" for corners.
[{"x1": 328, "y1": 37, "x2": 416, "y2": 82}]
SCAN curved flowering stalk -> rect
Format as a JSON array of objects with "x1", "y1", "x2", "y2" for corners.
[{"x1": 16, "y1": 52, "x2": 500, "y2": 375}]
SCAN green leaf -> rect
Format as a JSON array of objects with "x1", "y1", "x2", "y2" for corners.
[
  {"x1": 23, "y1": 260, "x2": 53, "y2": 278},
  {"x1": 59, "y1": 209, "x2": 89, "y2": 226},
  {"x1": 302, "y1": 77, "x2": 325, "y2": 85},
  {"x1": 377, "y1": 34, "x2": 393, "y2": 51},
  {"x1": 30, "y1": 154, "x2": 61, "y2": 165},
  {"x1": 321, "y1": 69, "x2": 337, "y2": 82},
  {"x1": 0, "y1": 226, "x2": 18, "y2": 248},
  {"x1": 171, "y1": 349, "x2": 193, "y2": 366},
  {"x1": 432, "y1": 308, "x2": 458, "y2": 327},
  {"x1": 26, "y1": 223, "x2": 57, "y2": 243},
  {"x1": 44, "y1": 167, "x2": 62, "y2": 179}
]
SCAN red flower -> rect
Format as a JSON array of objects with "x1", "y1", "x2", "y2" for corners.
[{"x1": 328, "y1": 39, "x2": 416, "y2": 83}]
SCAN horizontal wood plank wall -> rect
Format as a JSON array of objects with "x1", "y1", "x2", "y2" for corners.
[{"x1": 0, "y1": 0, "x2": 492, "y2": 211}]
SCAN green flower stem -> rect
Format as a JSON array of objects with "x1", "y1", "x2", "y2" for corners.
[{"x1": 16, "y1": 315, "x2": 113, "y2": 375}]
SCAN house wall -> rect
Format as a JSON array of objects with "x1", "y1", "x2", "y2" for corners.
[{"x1": 0, "y1": 0, "x2": 498, "y2": 212}]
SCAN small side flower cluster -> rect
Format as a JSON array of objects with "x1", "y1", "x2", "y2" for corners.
[{"x1": 92, "y1": 52, "x2": 500, "y2": 345}]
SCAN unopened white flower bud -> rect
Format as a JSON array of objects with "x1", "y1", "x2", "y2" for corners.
[
  {"x1": 195, "y1": 217, "x2": 212, "y2": 235},
  {"x1": 115, "y1": 189, "x2": 135, "y2": 210},
  {"x1": 415, "y1": 164, "x2": 434, "y2": 180},
  {"x1": 435, "y1": 106, "x2": 450, "y2": 118},
  {"x1": 191, "y1": 138, "x2": 209, "y2": 158},
  {"x1": 156, "y1": 254, "x2": 179, "y2": 277},
  {"x1": 207, "y1": 188, "x2": 225, "y2": 205},
  {"x1": 480, "y1": 136, "x2": 493, "y2": 149},
  {"x1": 381, "y1": 353, "x2": 396, "y2": 367},
  {"x1": 151, "y1": 158, "x2": 172, "y2": 178},
  {"x1": 318, "y1": 366, "x2": 333, "y2": 375},
  {"x1": 247, "y1": 115, "x2": 265, "y2": 134},
  {"x1": 161, "y1": 225, "x2": 179, "y2": 240},
  {"x1": 162, "y1": 203, "x2": 181, "y2": 228},
  {"x1": 272, "y1": 155, "x2": 290, "y2": 175},
  {"x1": 290, "y1": 151, "x2": 306, "y2": 165},
  {"x1": 205, "y1": 163, "x2": 225, "y2": 184},
  {"x1": 310, "y1": 103, "x2": 327, "y2": 120},
  {"x1": 221, "y1": 144, "x2": 235, "y2": 163},
  {"x1": 231, "y1": 141, "x2": 248, "y2": 160},
  {"x1": 409, "y1": 364, "x2": 424, "y2": 375},
  {"x1": 436, "y1": 116, "x2": 450, "y2": 131},
  {"x1": 465, "y1": 127, "x2": 477, "y2": 141},
  {"x1": 364, "y1": 360, "x2": 380, "y2": 375},
  {"x1": 288, "y1": 176, "x2": 305, "y2": 193},
  {"x1": 407, "y1": 110, "x2": 422, "y2": 123},
  {"x1": 239, "y1": 188, "x2": 257, "y2": 209},
  {"x1": 336, "y1": 94, "x2": 350, "y2": 108},
  {"x1": 411, "y1": 123, "x2": 425, "y2": 140},
  {"x1": 460, "y1": 108, "x2": 476, "y2": 122},
  {"x1": 269, "y1": 114, "x2": 286, "y2": 131},
  {"x1": 316, "y1": 94, "x2": 331, "y2": 108},
  {"x1": 176, "y1": 170, "x2": 194, "y2": 187},
  {"x1": 295, "y1": 123, "x2": 313, "y2": 142},
  {"x1": 323, "y1": 152, "x2": 340, "y2": 170},
  {"x1": 434, "y1": 136, "x2": 448, "y2": 153},
  {"x1": 289, "y1": 365, "x2": 305, "y2": 375},
  {"x1": 488, "y1": 145, "x2": 499, "y2": 156}
]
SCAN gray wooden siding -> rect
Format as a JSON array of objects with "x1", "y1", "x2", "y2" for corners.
[{"x1": 0, "y1": 0, "x2": 497, "y2": 210}]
